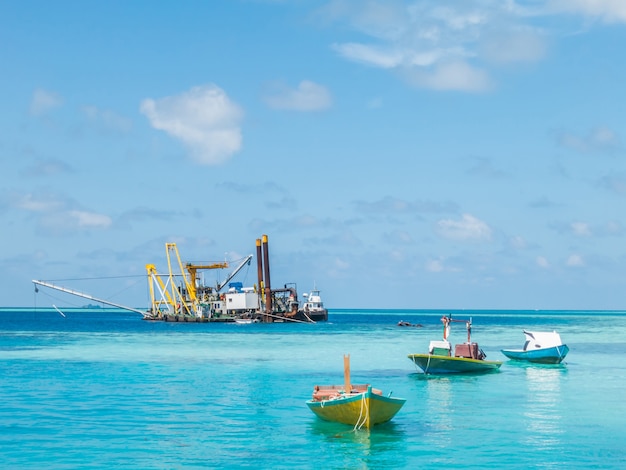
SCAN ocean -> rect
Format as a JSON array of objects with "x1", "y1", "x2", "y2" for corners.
[{"x1": 1, "y1": 308, "x2": 625, "y2": 469}]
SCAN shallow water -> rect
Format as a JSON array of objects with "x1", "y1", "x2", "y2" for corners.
[{"x1": 1, "y1": 308, "x2": 625, "y2": 468}]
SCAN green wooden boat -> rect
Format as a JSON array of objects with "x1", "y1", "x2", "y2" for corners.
[
  {"x1": 408, "y1": 315, "x2": 502, "y2": 375},
  {"x1": 408, "y1": 352, "x2": 502, "y2": 374}
]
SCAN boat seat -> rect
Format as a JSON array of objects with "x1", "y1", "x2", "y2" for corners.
[{"x1": 311, "y1": 384, "x2": 380, "y2": 401}]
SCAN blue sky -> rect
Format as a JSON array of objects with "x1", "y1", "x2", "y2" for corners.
[{"x1": 2, "y1": 0, "x2": 625, "y2": 310}]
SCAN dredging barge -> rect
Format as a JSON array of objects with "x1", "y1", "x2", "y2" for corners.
[{"x1": 32, "y1": 235, "x2": 328, "y2": 323}]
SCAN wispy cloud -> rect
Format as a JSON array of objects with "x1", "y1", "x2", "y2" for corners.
[
  {"x1": 400, "y1": 60, "x2": 492, "y2": 92},
  {"x1": 30, "y1": 88, "x2": 63, "y2": 116},
  {"x1": 66, "y1": 210, "x2": 112, "y2": 228},
  {"x1": 140, "y1": 84, "x2": 244, "y2": 165},
  {"x1": 263, "y1": 80, "x2": 332, "y2": 111},
  {"x1": 82, "y1": 105, "x2": 133, "y2": 133},
  {"x1": 551, "y1": 219, "x2": 623, "y2": 237},
  {"x1": 466, "y1": 156, "x2": 510, "y2": 178},
  {"x1": 435, "y1": 213, "x2": 492, "y2": 241},
  {"x1": 598, "y1": 171, "x2": 626, "y2": 195},
  {"x1": 566, "y1": 253, "x2": 585, "y2": 267},
  {"x1": 354, "y1": 196, "x2": 458, "y2": 214},
  {"x1": 571, "y1": 221, "x2": 592, "y2": 236},
  {"x1": 536, "y1": 256, "x2": 550, "y2": 268},
  {"x1": 317, "y1": 0, "x2": 626, "y2": 92},
  {"x1": 317, "y1": 0, "x2": 549, "y2": 92},
  {"x1": 13, "y1": 192, "x2": 65, "y2": 212},
  {"x1": 8, "y1": 191, "x2": 112, "y2": 234},
  {"x1": 21, "y1": 159, "x2": 73, "y2": 178},
  {"x1": 556, "y1": 126, "x2": 621, "y2": 153},
  {"x1": 550, "y1": 0, "x2": 626, "y2": 23}
]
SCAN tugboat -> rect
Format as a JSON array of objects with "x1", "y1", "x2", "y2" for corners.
[{"x1": 298, "y1": 288, "x2": 328, "y2": 322}]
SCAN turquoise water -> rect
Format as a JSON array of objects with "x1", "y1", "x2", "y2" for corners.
[{"x1": 1, "y1": 308, "x2": 625, "y2": 468}]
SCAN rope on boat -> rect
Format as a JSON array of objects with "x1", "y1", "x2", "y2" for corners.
[
  {"x1": 302, "y1": 311, "x2": 316, "y2": 323},
  {"x1": 354, "y1": 393, "x2": 369, "y2": 431}
]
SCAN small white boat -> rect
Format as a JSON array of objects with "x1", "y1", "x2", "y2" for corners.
[
  {"x1": 501, "y1": 330, "x2": 569, "y2": 364},
  {"x1": 299, "y1": 289, "x2": 328, "y2": 322}
]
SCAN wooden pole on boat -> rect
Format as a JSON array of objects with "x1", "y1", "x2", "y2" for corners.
[{"x1": 343, "y1": 354, "x2": 351, "y2": 393}]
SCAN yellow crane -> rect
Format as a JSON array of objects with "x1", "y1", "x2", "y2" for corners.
[
  {"x1": 146, "y1": 243, "x2": 231, "y2": 318},
  {"x1": 185, "y1": 261, "x2": 228, "y2": 302}
]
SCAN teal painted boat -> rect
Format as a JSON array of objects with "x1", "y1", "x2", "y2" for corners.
[
  {"x1": 408, "y1": 315, "x2": 502, "y2": 375},
  {"x1": 501, "y1": 330, "x2": 569, "y2": 364}
]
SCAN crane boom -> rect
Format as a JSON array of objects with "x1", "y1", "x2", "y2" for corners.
[
  {"x1": 32, "y1": 279, "x2": 148, "y2": 317},
  {"x1": 218, "y1": 255, "x2": 253, "y2": 292}
]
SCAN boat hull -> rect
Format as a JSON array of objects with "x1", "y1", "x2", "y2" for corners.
[
  {"x1": 501, "y1": 344, "x2": 569, "y2": 364},
  {"x1": 408, "y1": 353, "x2": 502, "y2": 375},
  {"x1": 306, "y1": 388, "x2": 405, "y2": 429},
  {"x1": 295, "y1": 309, "x2": 328, "y2": 322}
]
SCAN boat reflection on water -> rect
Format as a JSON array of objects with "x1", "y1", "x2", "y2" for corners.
[
  {"x1": 422, "y1": 376, "x2": 454, "y2": 444},
  {"x1": 522, "y1": 366, "x2": 567, "y2": 450},
  {"x1": 308, "y1": 418, "x2": 407, "y2": 464}
]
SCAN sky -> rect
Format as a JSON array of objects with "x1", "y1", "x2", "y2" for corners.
[{"x1": 2, "y1": 0, "x2": 625, "y2": 311}]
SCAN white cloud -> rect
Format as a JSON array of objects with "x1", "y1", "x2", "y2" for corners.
[
  {"x1": 557, "y1": 126, "x2": 620, "y2": 153},
  {"x1": 480, "y1": 29, "x2": 547, "y2": 64},
  {"x1": 332, "y1": 43, "x2": 405, "y2": 68},
  {"x1": 566, "y1": 253, "x2": 585, "y2": 267},
  {"x1": 425, "y1": 257, "x2": 461, "y2": 272},
  {"x1": 82, "y1": 105, "x2": 132, "y2": 133},
  {"x1": 68, "y1": 210, "x2": 112, "y2": 228},
  {"x1": 10, "y1": 191, "x2": 112, "y2": 233},
  {"x1": 140, "y1": 84, "x2": 243, "y2": 165},
  {"x1": 263, "y1": 80, "x2": 332, "y2": 111},
  {"x1": 550, "y1": 0, "x2": 626, "y2": 22},
  {"x1": 426, "y1": 259, "x2": 444, "y2": 272},
  {"x1": 571, "y1": 221, "x2": 592, "y2": 236},
  {"x1": 319, "y1": 0, "x2": 626, "y2": 92},
  {"x1": 436, "y1": 213, "x2": 492, "y2": 241},
  {"x1": 536, "y1": 256, "x2": 550, "y2": 268},
  {"x1": 30, "y1": 88, "x2": 63, "y2": 116},
  {"x1": 333, "y1": 257, "x2": 350, "y2": 271},
  {"x1": 604, "y1": 220, "x2": 622, "y2": 235},
  {"x1": 320, "y1": 0, "x2": 547, "y2": 92},
  {"x1": 403, "y1": 60, "x2": 492, "y2": 92},
  {"x1": 510, "y1": 235, "x2": 527, "y2": 249},
  {"x1": 14, "y1": 193, "x2": 64, "y2": 212}
]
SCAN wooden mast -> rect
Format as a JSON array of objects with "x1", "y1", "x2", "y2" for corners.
[{"x1": 343, "y1": 354, "x2": 351, "y2": 393}]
